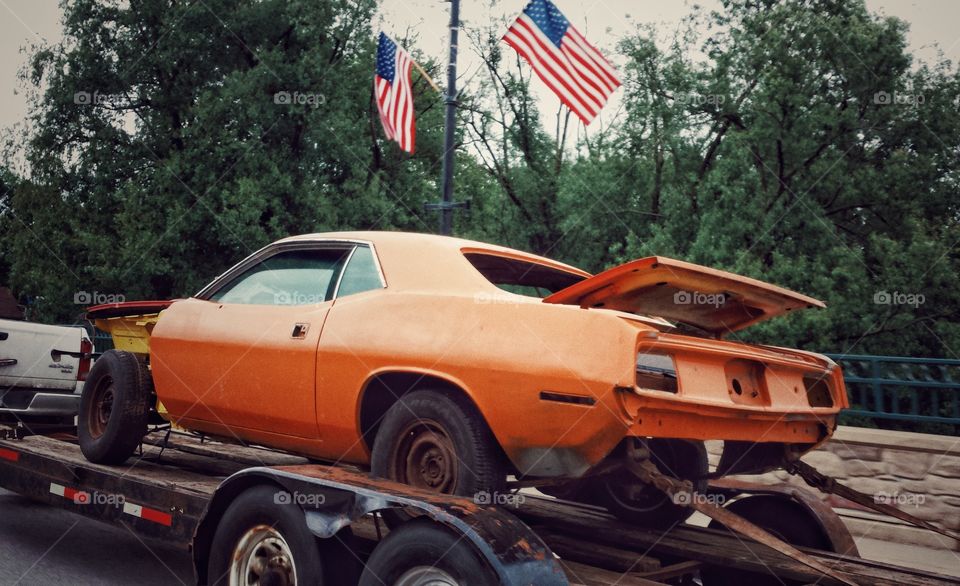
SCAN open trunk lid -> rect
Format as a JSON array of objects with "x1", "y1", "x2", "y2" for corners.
[{"x1": 543, "y1": 256, "x2": 824, "y2": 336}]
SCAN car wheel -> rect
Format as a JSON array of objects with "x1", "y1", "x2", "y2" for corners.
[
  {"x1": 78, "y1": 350, "x2": 151, "y2": 464},
  {"x1": 371, "y1": 390, "x2": 504, "y2": 500},
  {"x1": 596, "y1": 438, "x2": 708, "y2": 528},
  {"x1": 359, "y1": 518, "x2": 498, "y2": 586},
  {"x1": 207, "y1": 485, "x2": 324, "y2": 586}
]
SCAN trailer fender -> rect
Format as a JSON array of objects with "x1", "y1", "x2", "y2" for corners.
[
  {"x1": 194, "y1": 465, "x2": 567, "y2": 586},
  {"x1": 708, "y1": 477, "x2": 859, "y2": 556}
]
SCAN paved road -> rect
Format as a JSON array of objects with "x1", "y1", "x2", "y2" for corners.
[{"x1": 0, "y1": 488, "x2": 193, "y2": 585}]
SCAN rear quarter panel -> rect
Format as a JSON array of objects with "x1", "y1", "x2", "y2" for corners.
[{"x1": 315, "y1": 290, "x2": 639, "y2": 474}]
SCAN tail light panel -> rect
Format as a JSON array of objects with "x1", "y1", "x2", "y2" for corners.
[
  {"x1": 803, "y1": 374, "x2": 834, "y2": 407},
  {"x1": 636, "y1": 353, "x2": 678, "y2": 393},
  {"x1": 632, "y1": 334, "x2": 843, "y2": 412}
]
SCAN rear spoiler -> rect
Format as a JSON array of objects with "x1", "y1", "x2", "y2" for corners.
[{"x1": 85, "y1": 300, "x2": 176, "y2": 320}]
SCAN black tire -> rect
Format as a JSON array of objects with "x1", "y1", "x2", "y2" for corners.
[
  {"x1": 207, "y1": 485, "x2": 324, "y2": 586},
  {"x1": 370, "y1": 390, "x2": 504, "y2": 499},
  {"x1": 78, "y1": 350, "x2": 151, "y2": 464},
  {"x1": 595, "y1": 438, "x2": 708, "y2": 528},
  {"x1": 700, "y1": 495, "x2": 835, "y2": 586},
  {"x1": 318, "y1": 528, "x2": 362, "y2": 585},
  {"x1": 359, "y1": 518, "x2": 498, "y2": 586}
]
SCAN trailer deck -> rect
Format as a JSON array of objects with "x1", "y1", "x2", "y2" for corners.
[{"x1": 0, "y1": 430, "x2": 957, "y2": 586}]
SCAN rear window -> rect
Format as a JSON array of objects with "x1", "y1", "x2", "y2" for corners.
[{"x1": 464, "y1": 252, "x2": 586, "y2": 298}]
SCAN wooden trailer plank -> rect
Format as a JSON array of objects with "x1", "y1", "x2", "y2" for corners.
[
  {"x1": 537, "y1": 529, "x2": 661, "y2": 573},
  {"x1": 558, "y1": 560, "x2": 668, "y2": 586},
  {"x1": 141, "y1": 432, "x2": 311, "y2": 468},
  {"x1": 516, "y1": 495, "x2": 960, "y2": 586}
]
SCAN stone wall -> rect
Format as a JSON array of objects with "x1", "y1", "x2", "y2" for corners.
[{"x1": 707, "y1": 426, "x2": 960, "y2": 550}]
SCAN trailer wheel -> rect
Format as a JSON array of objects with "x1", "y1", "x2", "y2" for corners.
[
  {"x1": 207, "y1": 485, "x2": 324, "y2": 586},
  {"x1": 371, "y1": 390, "x2": 504, "y2": 499},
  {"x1": 78, "y1": 350, "x2": 150, "y2": 464},
  {"x1": 596, "y1": 438, "x2": 708, "y2": 528},
  {"x1": 700, "y1": 495, "x2": 835, "y2": 586},
  {"x1": 359, "y1": 518, "x2": 498, "y2": 586}
]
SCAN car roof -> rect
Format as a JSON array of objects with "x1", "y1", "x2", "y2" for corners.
[{"x1": 275, "y1": 231, "x2": 590, "y2": 292}]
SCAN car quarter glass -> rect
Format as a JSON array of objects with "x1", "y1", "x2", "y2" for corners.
[
  {"x1": 209, "y1": 248, "x2": 352, "y2": 305},
  {"x1": 336, "y1": 245, "x2": 385, "y2": 298}
]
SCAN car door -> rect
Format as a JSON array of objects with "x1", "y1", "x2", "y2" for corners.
[{"x1": 151, "y1": 243, "x2": 353, "y2": 439}]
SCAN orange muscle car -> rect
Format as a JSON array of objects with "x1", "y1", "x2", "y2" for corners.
[{"x1": 80, "y1": 231, "x2": 846, "y2": 526}]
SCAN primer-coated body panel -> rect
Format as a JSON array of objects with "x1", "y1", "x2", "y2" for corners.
[{"x1": 141, "y1": 231, "x2": 844, "y2": 478}]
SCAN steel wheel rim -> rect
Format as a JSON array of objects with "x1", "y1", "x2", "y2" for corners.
[
  {"x1": 392, "y1": 419, "x2": 458, "y2": 493},
  {"x1": 604, "y1": 468, "x2": 668, "y2": 513},
  {"x1": 394, "y1": 566, "x2": 461, "y2": 586},
  {"x1": 607, "y1": 440, "x2": 674, "y2": 513},
  {"x1": 229, "y1": 525, "x2": 297, "y2": 586},
  {"x1": 87, "y1": 377, "x2": 114, "y2": 439}
]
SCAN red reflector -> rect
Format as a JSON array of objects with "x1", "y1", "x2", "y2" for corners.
[
  {"x1": 78, "y1": 338, "x2": 93, "y2": 382},
  {"x1": 140, "y1": 507, "x2": 173, "y2": 526},
  {"x1": 0, "y1": 448, "x2": 19, "y2": 462},
  {"x1": 123, "y1": 501, "x2": 173, "y2": 526}
]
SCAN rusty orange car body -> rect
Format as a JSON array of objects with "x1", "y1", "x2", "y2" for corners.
[{"x1": 139, "y1": 231, "x2": 846, "y2": 482}]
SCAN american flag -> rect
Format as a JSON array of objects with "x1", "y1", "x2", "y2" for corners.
[
  {"x1": 375, "y1": 32, "x2": 415, "y2": 153},
  {"x1": 503, "y1": 0, "x2": 621, "y2": 124}
]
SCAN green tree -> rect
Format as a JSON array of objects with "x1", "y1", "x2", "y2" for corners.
[
  {"x1": 6, "y1": 0, "x2": 960, "y2": 369},
  {"x1": 12, "y1": 0, "x2": 446, "y2": 319},
  {"x1": 603, "y1": 0, "x2": 960, "y2": 358}
]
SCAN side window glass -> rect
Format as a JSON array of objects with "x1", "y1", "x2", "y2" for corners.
[
  {"x1": 210, "y1": 248, "x2": 351, "y2": 305},
  {"x1": 337, "y1": 245, "x2": 384, "y2": 298}
]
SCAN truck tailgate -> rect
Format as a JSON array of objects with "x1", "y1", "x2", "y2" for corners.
[{"x1": 0, "y1": 320, "x2": 83, "y2": 391}]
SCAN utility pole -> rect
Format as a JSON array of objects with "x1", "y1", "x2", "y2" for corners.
[{"x1": 426, "y1": 0, "x2": 467, "y2": 235}]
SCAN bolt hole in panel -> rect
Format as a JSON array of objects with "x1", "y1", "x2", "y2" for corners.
[{"x1": 725, "y1": 359, "x2": 770, "y2": 406}]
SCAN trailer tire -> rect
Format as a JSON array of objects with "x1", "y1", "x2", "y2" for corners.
[
  {"x1": 318, "y1": 528, "x2": 362, "y2": 585},
  {"x1": 359, "y1": 517, "x2": 498, "y2": 586},
  {"x1": 207, "y1": 485, "x2": 324, "y2": 586},
  {"x1": 78, "y1": 350, "x2": 150, "y2": 464}
]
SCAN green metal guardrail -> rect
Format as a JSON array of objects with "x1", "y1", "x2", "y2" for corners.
[{"x1": 826, "y1": 354, "x2": 960, "y2": 429}]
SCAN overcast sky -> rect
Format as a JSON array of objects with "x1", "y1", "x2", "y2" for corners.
[{"x1": 2, "y1": 0, "x2": 959, "y2": 156}]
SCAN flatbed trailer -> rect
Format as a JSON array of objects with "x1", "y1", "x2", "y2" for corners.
[{"x1": 0, "y1": 429, "x2": 957, "y2": 586}]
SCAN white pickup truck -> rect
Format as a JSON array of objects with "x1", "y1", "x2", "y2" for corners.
[{"x1": 0, "y1": 317, "x2": 93, "y2": 430}]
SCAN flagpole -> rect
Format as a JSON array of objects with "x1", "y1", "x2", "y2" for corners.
[
  {"x1": 438, "y1": 0, "x2": 460, "y2": 235},
  {"x1": 411, "y1": 59, "x2": 440, "y2": 93}
]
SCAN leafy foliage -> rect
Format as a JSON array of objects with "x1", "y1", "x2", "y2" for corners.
[{"x1": 3, "y1": 0, "x2": 959, "y2": 370}]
